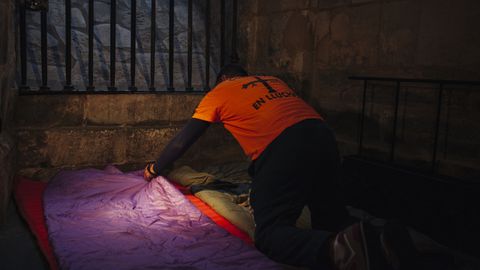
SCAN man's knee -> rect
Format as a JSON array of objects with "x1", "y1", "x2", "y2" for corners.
[
  {"x1": 253, "y1": 227, "x2": 268, "y2": 253},
  {"x1": 254, "y1": 226, "x2": 279, "y2": 258},
  {"x1": 254, "y1": 224, "x2": 293, "y2": 262}
]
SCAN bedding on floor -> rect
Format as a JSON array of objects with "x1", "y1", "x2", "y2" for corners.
[
  {"x1": 15, "y1": 165, "x2": 280, "y2": 270},
  {"x1": 167, "y1": 164, "x2": 312, "y2": 239},
  {"x1": 167, "y1": 165, "x2": 479, "y2": 270},
  {"x1": 14, "y1": 163, "x2": 470, "y2": 270},
  {"x1": 14, "y1": 176, "x2": 59, "y2": 270}
]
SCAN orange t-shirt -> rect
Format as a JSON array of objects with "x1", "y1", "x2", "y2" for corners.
[{"x1": 192, "y1": 76, "x2": 322, "y2": 160}]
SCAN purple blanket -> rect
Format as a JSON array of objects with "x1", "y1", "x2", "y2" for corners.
[{"x1": 44, "y1": 166, "x2": 280, "y2": 270}]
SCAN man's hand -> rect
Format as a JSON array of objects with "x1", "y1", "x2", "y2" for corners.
[
  {"x1": 145, "y1": 118, "x2": 209, "y2": 182},
  {"x1": 143, "y1": 162, "x2": 158, "y2": 182}
]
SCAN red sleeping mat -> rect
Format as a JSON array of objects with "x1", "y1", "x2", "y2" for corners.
[{"x1": 14, "y1": 176, "x2": 253, "y2": 270}]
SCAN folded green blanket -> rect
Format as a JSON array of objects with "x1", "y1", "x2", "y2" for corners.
[
  {"x1": 167, "y1": 165, "x2": 216, "y2": 186},
  {"x1": 168, "y1": 164, "x2": 312, "y2": 240}
]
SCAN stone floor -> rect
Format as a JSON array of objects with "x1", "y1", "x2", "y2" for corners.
[
  {"x1": 348, "y1": 207, "x2": 480, "y2": 270},
  {"x1": 0, "y1": 200, "x2": 49, "y2": 270},
  {"x1": 0, "y1": 198, "x2": 479, "y2": 270}
]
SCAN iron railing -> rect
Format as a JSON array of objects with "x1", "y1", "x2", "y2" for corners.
[
  {"x1": 18, "y1": 0, "x2": 238, "y2": 94},
  {"x1": 350, "y1": 76, "x2": 480, "y2": 175}
]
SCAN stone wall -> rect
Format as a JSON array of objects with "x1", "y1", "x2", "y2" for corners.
[
  {"x1": 14, "y1": 93, "x2": 246, "y2": 180},
  {"x1": 15, "y1": 0, "x2": 244, "y2": 180},
  {"x1": 238, "y1": 0, "x2": 480, "y2": 179},
  {"x1": 12, "y1": 0, "x2": 480, "y2": 183},
  {"x1": 0, "y1": 0, "x2": 17, "y2": 224}
]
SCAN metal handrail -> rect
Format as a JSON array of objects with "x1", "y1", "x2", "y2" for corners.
[{"x1": 349, "y1": 76, "x2": 480, "y2": 175}]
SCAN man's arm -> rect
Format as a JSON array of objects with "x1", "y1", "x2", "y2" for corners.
[{"x1": 144, "y1": 118, "x2": 210, "y2": 181}]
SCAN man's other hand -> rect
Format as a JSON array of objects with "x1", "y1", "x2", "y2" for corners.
[{"x1": 143, "y1": 162, "x2": 158, "y2": 182}]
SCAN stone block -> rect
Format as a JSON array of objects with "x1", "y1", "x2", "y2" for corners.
[
  {"x1": 310, "y1": 69, "x2": 360, "y2": 110},
  {"x1": 125, "y1": 125, "x2": 245, "y2": 169},
  {"x1": 317, "y1": 0, "x2": 350, "y2": 9},
  {"x1": 312, "y1": 11, "x2": 330, "y2": 47},
  {"x1": 437, "y1": 160, "x2": 480, "y2": 181},
  {"x1": 326, "y1": 3, "x2": 381, "y2": 68},
  {"x1": 257, "y1": 0, "x2": 312, "y2": 13},
  {"x1": 179, "y1": 124, "x2": 246, "y2": 168},
  {"x1": 15, "y1": 167, "x2": 61, "y2": 181},
  {"x1": 14, "y1": 95, "x2": 85, "y2": 128},
  {"x1": 378, "y1": 1, "x2": 420, "y2": 67},
  {"x1": 238, "y1": 0, "x2": 259, "y2": 16},
  {"x1": 0, "y1": 2, "x2": 7, "y2": 65},
  {"x1": 16, "y1": 130, "x2": 47, "y2": 168},
  {"x1": 336, "y1": 138, "x2": 358, "y2": 157},
  {"x1": 0, "y1": 134, "x2": 15, "y2": 225},
  {"x1": 126, "y1": 126, "x2": 180, "y2": 162},
  {"x1": 247, "y1": 15, "x2": 282, "y2": 71},
  {"x1": 326, "y1": 109, "x2": 361, "y2": 141},
  {"x1": 314, "y1": 38, "x2": 330, "y2": 68},
  {"x1": 278, "y1": 0, "x2": 314, "y2": 11},
  {"x1": 352, "y1": 0, "x2": 377, "y2": 4},
  {"x1": 284, "y1": 13, "x2": 314, "y2": 52},
  {"x1": 84, "y1": 93, "x2": 203, "y2": 126},
  {"x1": 16, "y1": 127, "x2": 129, "y2": 168},
  {"x1": 249, "y1": 11, "x2": 316, "y2": 75},
  {"x1": 330, "y1": 12, "x2": 350, "y2": 42},
  {"x1": 167, "y1": 94, "x2": 205, "y2": 122},
  {"x1": 416, "y1": 0, "x2": 480, "y2": 70}
]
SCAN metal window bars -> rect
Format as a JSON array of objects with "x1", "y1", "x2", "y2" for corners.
[
  {"x1": 18, "y1": 0, "x2": 239, "y2": 94},
  {"x1": 350, "y1": 76, "x2": 480, "y2": 175}
]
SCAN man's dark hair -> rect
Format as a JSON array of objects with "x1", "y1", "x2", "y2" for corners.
[{"x1": 215, "y1": 64, "x2": 248, "y2": 85}]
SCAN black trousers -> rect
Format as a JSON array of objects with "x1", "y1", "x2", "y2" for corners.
[{"x1": 248, "y1": 119, "x2": 352, "y2": 269}]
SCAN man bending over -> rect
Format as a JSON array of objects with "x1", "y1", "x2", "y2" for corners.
[{"x1": 144, "y1": 64, "x2": 416, "y2": 270}]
